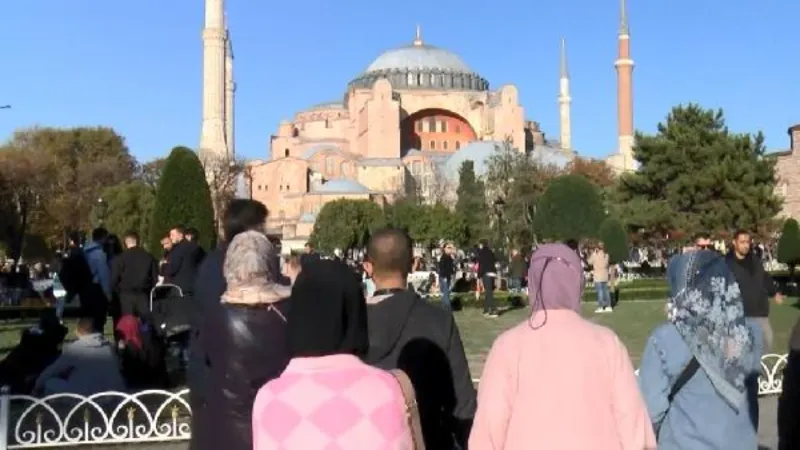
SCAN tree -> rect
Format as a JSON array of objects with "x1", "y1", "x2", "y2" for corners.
[
  {"x1": 310, "y1": 199, "x2": 385, "y2": 253},
  {"x1": 598, "y1": 218, "x2": 629, "y2": 264},
  {"x1": 777, "y1": 218, "x2": 800, "y2": 276},
  {"x1": 384, "y1": 200, "x2": 467, "y2": 247},
  {"x1": 149, "y1": 147, "x2": 215, "y2": 251},
  {"x1": 201, "y1": 153, "x2": 245, "y2": 236},
  {"x1": 102, "y1": 181, "x2": 155, "y2": 249},
  {"x1": 454, "y1": 160, "x2": 487, "y2": 247},
  {"x1": 2, "y1": 127, "x2": 136, "y2": 245},
  {"x1": 566, "y1": 157, "x2": 616, "y2": 189},
  {"x1": 484, "y1": 139, "x2": 562, "y2": 250},
  {"x1": 138, "y1": 158, "x2": 167, "y2": 195},
  {"x1": 533, "y1": 174, "x2": 606, "y2": 242},
  {"x1": 0, "y1": 146, "x2": 54, "y2": 260},
  {"x1": 615, "y1": 104, "x2": 781, "y2": 241}
]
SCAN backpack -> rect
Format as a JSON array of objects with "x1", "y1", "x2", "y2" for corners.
[{"x1": 390, "y1": 369, "x2": 425, "y2": 449}]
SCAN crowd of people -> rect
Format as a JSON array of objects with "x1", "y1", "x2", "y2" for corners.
[{"x1": 2, "y1": 198, "x2": 800, "y2": 449}]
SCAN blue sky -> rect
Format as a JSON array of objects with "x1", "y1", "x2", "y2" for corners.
[{"x1": 0, "y1": 0, "x2": 797, "y2": 163}]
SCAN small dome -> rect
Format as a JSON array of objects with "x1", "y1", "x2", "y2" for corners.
[{"x1": 312, "y1": 179, "x2": 370, "y2": 194}]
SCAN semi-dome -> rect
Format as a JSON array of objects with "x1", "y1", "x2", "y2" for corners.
[{"x1": 348, "y1": 26, "x2": 488, "y2": 92}]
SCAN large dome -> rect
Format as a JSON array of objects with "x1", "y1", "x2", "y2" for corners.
[
  {"x1": 365, "y1": 44, "x2": 472, "y2": 73},
  {"x1": 347, "y1": 27, "x2": 488, "y2": 92}
]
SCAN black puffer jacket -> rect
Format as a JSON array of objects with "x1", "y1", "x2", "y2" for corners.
[{"x1": 192, "y1": 301, "x2": 291, "y2": 450}]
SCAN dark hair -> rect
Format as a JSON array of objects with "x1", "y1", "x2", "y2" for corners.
[
  {"x1": 105, "y1": 234, "x2": 123, "y2": 257},
  {"x1": 366, "y1": 228, "x2": 412, "y2": 277},
  {"x1": 123, "y1": 231, "x2": 139, "y2": 242},
  {"x1": 733, "y1": 229, "x2": 750, "y2": 240},
  {"x1": 692, "y1": 232, "x2": 711, "y2": 242},
  {"x1": 91, "y1": 227, "x2": 109, "y2": 243},
  {"x1": 223, "y1": 199, "x2": 268, "y2": 241},
  {"x1": 186, "y1": 227, "x2": 199, "y2": 238},
  {"x1": 305, "y1": 242, "x2": 313, "y2": 249},
  {"x1": 564, "y1": 239, "x2": 579, "y2": 251},
  {"x1": 170, "y1": 225, "x2": 186, "y2": 234}
]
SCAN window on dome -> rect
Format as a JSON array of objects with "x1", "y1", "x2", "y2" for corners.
[
  {"x1": 286, "y1": 184, "x2": 290, "y2": 191},
  {"x1": 416, "y1": 121, "x2": 423, "y2": 132},
  {"x1": 440, "y1": 120, "x2": 448, "y2": 133},
  {"x1": 325, "y1": 156, "x2": 334, "y2": 174},
  {"x1": 443, "y1": 141, "x2": 448, "y2": 150},
  {"x1": 407, "y1": 72, "x2": 415, "y2": 86},
  {"x1": 455, "y1": 125, "x2": 461, "y2": 133},
  {"x1": 430, "y1": 140, "x2": 436, "y2": 150},
  {"x1": 428, "y1": 118, "x2": 436, "y2": 133},
  {"x1": 284, "y1": 149, "x2": 290, "y2": 157},
  {"x1": 455, "y1": 141, "x2": 461, "y2": 150}
]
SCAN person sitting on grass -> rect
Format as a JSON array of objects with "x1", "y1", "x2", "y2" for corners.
[
  {"x1": 0, "y1": 311, "x2": 68, "y2": 394},
  {"x1": 33, "y1": 315, "x2": 125, "y2": 396}
]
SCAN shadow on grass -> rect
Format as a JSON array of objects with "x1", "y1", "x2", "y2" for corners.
[{"x1": 450, "y1": 295, "x2": 526, "y2": 316}]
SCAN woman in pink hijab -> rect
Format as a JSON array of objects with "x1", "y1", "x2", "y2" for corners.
[{"x1": 469, "y1": 243, "x2": 656, "y2": 449}]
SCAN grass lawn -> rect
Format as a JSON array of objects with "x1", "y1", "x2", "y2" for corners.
[
  {"x1": 455, "y1": 301, "x2": 800, "y2": 378},
  {"x1": 0, "y1": 297, "x2": 795, "y2": 385}
]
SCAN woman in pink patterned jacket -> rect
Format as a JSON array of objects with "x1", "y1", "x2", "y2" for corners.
[{"x1": 252, "y1": 259, "x2": 413, "y2": 449}]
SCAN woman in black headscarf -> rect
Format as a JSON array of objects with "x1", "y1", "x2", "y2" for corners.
[{"x1": 252, "y1": 259, "x2": 414, "y2": 449}]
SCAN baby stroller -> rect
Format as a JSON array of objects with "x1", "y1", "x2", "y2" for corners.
[{"x1": 149, "y1": 284, "x2": 191, "y2": 381}]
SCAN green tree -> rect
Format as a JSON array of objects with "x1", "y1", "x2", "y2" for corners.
[
  {"x1": 310, "y1": 199, "x2": 386, "y2": 253},
  {"x1": 534, "y1": 174, "x2": 605, "y2": 242},
  {"x1": 384, "y1": 200, "x2": 467, "y2": 247},
  {"x1": 149, "y1": 147, "x2": 215, "y2": 251},
  {"x1": 598, "y1": 218, "x2": 629, "y2": 264},
  {"x1": 138, "y1": 157, "x2": 167, "y2": 195},
  {"x1": 454, "y1": 160, "x2": 487, "y2": 246},
  {"x1": 102, "y1": 181, "x2": 155, "y2": 249},
  {"x1": 777, "y1": 218, "x2": 800, "y2": 276},
  {"x1": 615, "y1": 104, "x2": 781, "y2": 240}
]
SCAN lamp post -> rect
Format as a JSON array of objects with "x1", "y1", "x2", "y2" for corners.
[
  {"x1": 95, "y1": 197, "x2": 108, "y2": 226},
  {"x1": 493, "y1": 197, "x2": 506, "y2": 256}
]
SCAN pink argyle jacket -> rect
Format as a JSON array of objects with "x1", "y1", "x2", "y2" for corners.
[{"x1": 252, "y1": 354, "x2": 413, "y2": 449}]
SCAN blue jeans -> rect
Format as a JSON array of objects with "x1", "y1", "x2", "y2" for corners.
[
  {"x1": 595, "y1": 281, "x2": 611, "y2": 307},
  {"x1": 440, "y1": 277, "x2": 451, "y2": 309},
  {"x1": 508, "y1": 277, "x2": 522, "y2": 293}
]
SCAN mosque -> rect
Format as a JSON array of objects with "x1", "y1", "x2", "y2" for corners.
[{"x1": 199, "y1": 0, "x2": 637, "y2": 242}]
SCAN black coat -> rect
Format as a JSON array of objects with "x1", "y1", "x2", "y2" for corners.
[
  {"x1": 364, "y1": 290, "x2": 476, "y2": 449},
  {"x1": 725, "y1": 251, "x2": 776, "y2": 318},
  {"x1": 111, "y1": 247, "x2": 158, "y2": 294},
  {"x1": 164, "y1": 240, "x2": 202, "y2": 295},
  {"x1": 477, "y1": 246, "x2": 496, "y2": 277},
  {"x1": 194, "y1": 301, "x2": 290, "y2": 450}
]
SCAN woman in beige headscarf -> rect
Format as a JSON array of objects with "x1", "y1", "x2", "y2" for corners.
[{"x1": 198, "y1": 230, "x2": 291, "y2": 450}]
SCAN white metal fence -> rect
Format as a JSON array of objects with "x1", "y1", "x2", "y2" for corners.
[{"x1": 0, "y1": 354, "x2": 788, "y2": 448}]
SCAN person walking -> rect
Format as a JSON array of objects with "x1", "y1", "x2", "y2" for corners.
[
  {"x1": 589, "y1": 242, "x2": 612, "y2": 313},
  {"x1": 470, "y1": 244, "x2": 655, "y2": 449},
  {"x1": 437, "y1": 242, "x2": 456, "y2": 310},
  {"x1": 477, "y1": 239, "x2": 498, "y2": 318}
]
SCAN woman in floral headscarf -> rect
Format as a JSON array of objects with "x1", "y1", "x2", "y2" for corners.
[
  {"x1": 469, "y1": 243, "x2": 655, "y2": 449},
  {"x1": 638, "y1": 250, "x2": 760, "y2": 449}
]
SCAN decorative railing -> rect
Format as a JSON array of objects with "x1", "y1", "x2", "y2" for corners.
[
  {"x1": 0, "y1": 354, "x2": 788, "y2": 448},
  {"x1": 0, "y1": 389, "x2": 190, "y2": 449}
]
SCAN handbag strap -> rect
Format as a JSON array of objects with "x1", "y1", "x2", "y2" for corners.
[
  {"x1": 390, "y1": 369, "x2": 426, "y2": 450},
  {"x1": 668, "y1": 357, "x2": 700, "y2": 403}
]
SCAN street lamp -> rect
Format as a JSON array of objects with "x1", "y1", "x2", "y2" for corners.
[
  {"x1": 96, "y1": 197, "x2": 108, "y2": 225},
  {"x1": 493, "y1": 197, "x2": 506, "y2": 254}
]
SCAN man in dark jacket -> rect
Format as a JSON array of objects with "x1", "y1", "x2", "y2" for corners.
[
  {"x1": 185, "y1": 227, "x2": 207, "y2": 263},
  {"x1": 188, "y1": 200, "x2": 268, "y2": 450},
  {"x1": 477, "y1": 239, "x2": 498, "y2": 318},
  {"x1": 437, "y1": 242, "x2": 456, "y2": 309},
  {"x1": 363, "y1": 228, "x2": 476, "y2": 449},
  {"x1": 299, "y1": 241, "x2": 321, "y2": 268},
  {"x1": 725, "y1": 229, "x2": 783, "y2": 352},
  {"x1": 111, "y1": 231, "x2": 158, "y2": 317},
  {"x1": 164, "y1": 225, "x2": 202, "y2": 296}
]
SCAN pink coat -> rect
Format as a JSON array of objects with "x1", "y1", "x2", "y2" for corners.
[{"x1": 469, "y1": 310, "x2": 656, "y2": 450}]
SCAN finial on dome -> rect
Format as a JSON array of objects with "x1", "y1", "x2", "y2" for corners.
[{"x1": 413, "y1": 24, "x2": 423, "y2": 46}]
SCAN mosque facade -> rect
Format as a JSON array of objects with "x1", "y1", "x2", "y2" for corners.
[{"x1": 201, "y1": 0, "x2": 637, "y2": 242}]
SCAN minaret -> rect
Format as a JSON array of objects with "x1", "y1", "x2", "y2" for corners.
[
  {"x1": 225, "y1": 24, "x2": 235, "y2": 157},
  {"x1": 615, "y1": 0, "x2": 635, "y2": 169},
  {"x1": 558, "y1": 38, "x2": 572, "y2": 152},
  {"x1": 199, "y1": 0, "x2": 228, "y2": 160}
]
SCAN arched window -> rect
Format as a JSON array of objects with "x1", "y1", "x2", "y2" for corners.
[
  {"x1": 286, "y1": 184, "x2": 290, "y2": 191},
  {"x1": 430, "y1": 140, "x2": 436, "y2": 150},
  {"x1": 443, "y1": 141, "x2": 448, "y2": 150},
  {"x1": 428, "y1": 118, "x2": 436, "y2": 133},
  {"x1": 325, "y1": 156, "x2": 334, "y2": 174},
  {"x1": 455, "y1": 141, "x2": 461, "y2": 150},
  {"x1": 284, "y1": 149, "x2": 290, "y2": 157},
  {"x1": 440, "y1": 120, "x2": 448, "y2": 133}
]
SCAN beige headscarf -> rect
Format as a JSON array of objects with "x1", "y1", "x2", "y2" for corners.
[{"x1": 222, "y1": 230, "x2": 290, "y2": 305}]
